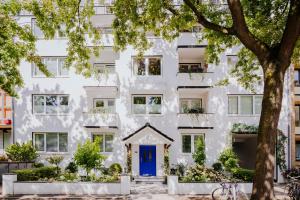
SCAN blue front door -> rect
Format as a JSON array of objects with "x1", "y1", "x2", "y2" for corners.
[{"x1": 139, "y1": 145, "x2": 156, "y2": 176}]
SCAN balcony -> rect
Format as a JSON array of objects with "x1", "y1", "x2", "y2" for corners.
[
  {"x1": 177, "y1": 113, "x2": 214, "y2": 128},
  {"x1": 82, "y1": 112, "x2": 118, "y2": 128}
]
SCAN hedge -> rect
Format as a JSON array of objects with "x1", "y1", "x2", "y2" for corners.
[
  {"x1": 232, "y1": 168, "x2": 254, "y2": 182},
  {"x1": 12, "y1": 166, "x2": 57, "y2": 181}
]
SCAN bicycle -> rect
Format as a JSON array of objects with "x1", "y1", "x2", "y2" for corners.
[
  {"x1": 285, "y1": 175, "x2": 300, "y2": 200},
  {"x1": 212, "y1": 182, "x2": 249, "y2": 200}
]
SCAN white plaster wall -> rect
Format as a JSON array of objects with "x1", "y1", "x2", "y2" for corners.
[{"x1": 14, "y1": 15, "x2": 291, "y2": 176}]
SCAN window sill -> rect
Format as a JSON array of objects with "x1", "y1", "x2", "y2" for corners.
[
  {"x1": 33, "y1": 113, "x2": 70, "y2": 116},
  {"x1": 131, "y1": 114, "x2": 163, "y2": 117},
  {"x1": 38, "y1": 152, "x2": 69, "y2": 155}
]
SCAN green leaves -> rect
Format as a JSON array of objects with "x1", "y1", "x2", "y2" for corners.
[{"x1": 5, "y1": 141, "x2": 39, "y2": 162}]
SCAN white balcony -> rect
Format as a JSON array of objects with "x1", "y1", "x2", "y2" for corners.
[
  {"x1": 82, "y1": 113, "x2": 118, "y2": 128},
  {"x1": 177, "y1": 72, "x2": 214, "y2": 87},
  {"x1": 177, "y1": 33, "x2": 208, "y2": 46},
  {"x1": 177, "y1": 113, "x2": 214, "y2": 127}
]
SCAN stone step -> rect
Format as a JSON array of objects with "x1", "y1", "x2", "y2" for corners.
[
  {"x1": 130, "y1": 182, "x2": 168, "y2": 194},
  {"x1": 132, "y1": 176, "x2": 165, "y2": 183}
]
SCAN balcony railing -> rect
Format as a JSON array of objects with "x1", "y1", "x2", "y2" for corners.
[
  {"x1": 177, "y1": 113, "x2": 214, "y2": 127},
  {"x1": 82, "y1": 112, "x2": 118, "y2": 127}
]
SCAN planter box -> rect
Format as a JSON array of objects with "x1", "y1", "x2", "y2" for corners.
[
  {"x1": 2, "y1": 174, "x2": 130, "y2": 196},
  {"x1": 168, "y1": 176, "x2": 252, "y2": 195}
]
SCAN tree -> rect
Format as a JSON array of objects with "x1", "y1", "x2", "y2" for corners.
[
  {"x1": 46, "y1": 155, "x2": 64, "y2": 174},
  {"x1": 0, "y1": 0, "x2": 100, "y2": 96},
  {"x1": 112, "y1": 1, "x2": 300, "y2": 199},
  {"x1": 192, "y1": 136, "x2": 206, "y2": 165},
  {"x1": 74, "y1": 137, "x2": 106, "y2": 177}
]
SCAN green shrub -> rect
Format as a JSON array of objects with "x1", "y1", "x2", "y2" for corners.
[
  {"x1": 65, "y1": 161, "x2": 78, "y2": 173},
  {"x1": 224, "y1": 158, "x2": 239, "y2": 171},
  {"x1": 74, "y1": 137, "x2": 106, "y2": 176},
  {"x1": 33, "y1": 162, "x2": 44, "y2": 168},
  {"x1": 232, "y1": 168, "x2": 254, "y2": 182},
  {"x1": 46, "y1": 155, "x2": 64, "y2": 174},
  {"x1": 192, "y1": 136, "x2": 206, "y2": 165},
  {"x1": 13, "y1": 166, "x2": 57, "y2": 181},
  {"x1": 57, "y1": 172, "x2": 79, "y2": 182},
  {"x1": 212, "y1": 162, "x2": 223, "y2": 171},
  {"x1": 218, "y1": 148, "x2": 239, "y2": 171},
  {"x1": 5, "y1": 142, "x2": 38, "y2": 162},
  {"x1": 109, "y1": 163, "x2": 122, "y2": 176},
  {"x1": 181, "y1": 165, "x2": 228, "y2": 182}
]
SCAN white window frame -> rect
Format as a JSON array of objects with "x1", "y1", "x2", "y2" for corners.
[
  {"x1": 132, "y1": 95, "x2": 163, "y2": 115},
  {"x1": 132, "y1": 56, "x2": 162, "y2": 77},
  {"x1": 33, "y1": 132, "x2": 68, "y2": 153},
  {"x1": 181, "y1": 134, "x2": 205, "y2": 154},
  {"x1": 93, "y1": 98, "x2": 115, "y2": 113},
  {"x1": 92, "y1": 133, "x2": 114, "y2": 153},
  {"x1": 33, "y1": 94, "x2": 69, "y2": 115},
  {"x1": 228, "y1": 95, "x2": 262, "y2": 116},
  {"x1": 179, "y1": 98, "x2": 203, "y2": 113},
  {"x1": 94, "y1": 63, "x2": 115, "y2": 74},
  {"x1": 32, "y1": 57, "x2": 68, "y2": 78}
]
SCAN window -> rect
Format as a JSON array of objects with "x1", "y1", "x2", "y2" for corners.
[
  {"x1": 92, "y1": 133, "x2": 114, "y2": 152},
  {"x1": 296, "y1": 141, "x2": 300, "y2": 161},
  {"x1": 295, "y1": 104, "x2": 300, "y2": 127},
  {"x1": 132, "y1": 95, "x2": 162, "y2": 114},
  {"x1": 295, "y1": 69, "x2": 300, "y2": 86},
  {"x1": 32, "y1": 18, "x2": 66, "y2": 39},
  {"x1": 227, "y1": 55, "x2": 238, "y2": 66},
  {"x1": 32, "y1": 57, "x2": 68, "y2": 77},
  {"x1": 179, "y1": 63, "x2": 204, "y2": 73},
  {"x1": 94, "y1": 63, "x2": 115, "y2": 74},
  {"x1": 228, "y1": 95, "x2": 262, "y2": 115},
  {"x1": 93, "y1": 99, "x2": 115, "y2": 113},
  {"x1": 182, "y1": 134, "x2": 204, "y2": 153},
  {"x1": 133, "y1": 57, "x2": 161, "y2": 76},
  {"x1": 33, "y1": 95, "x2": 69, "y2": 114},
  {"x1": 33, "y1": 132, "x2": 68, "y2": 152},
  {"x1": 180, "y1": 98, "x2": 203, "y2": 113}
]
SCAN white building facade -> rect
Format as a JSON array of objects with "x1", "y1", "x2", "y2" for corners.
[{"x1": 12, "y1": 5, "x2": 292, "y2": 179}]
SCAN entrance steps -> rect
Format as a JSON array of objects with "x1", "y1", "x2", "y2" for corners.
[
  {"x1": 130, "y1": 176, "x2": 167, "y2": 194},
  {"x1": 132, "y1": 176, "x2": 165, "y2": 183}
]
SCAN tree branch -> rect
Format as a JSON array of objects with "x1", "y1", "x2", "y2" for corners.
[
  {"x1": 227, "y1": 0, "x2": 270, "y2": 64},
  {"x1": 278, "y1": 0, "x2": 300, "y2": 69},
  {"x1": 183, "y1": 0, "x2": 235, "y2": 35}
]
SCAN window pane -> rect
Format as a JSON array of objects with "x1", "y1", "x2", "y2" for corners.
[
  {"x1": 93, "y1": 135, "x2": 104, "y2": 152},
  {"x1": 254, "y1": 96, "x2": 262, "y2": 115},
  {"x1": 179, "y1": 64, "x2": 189, "y2": 73},
  {"x1": 33, "y1": 96, "x2": 45, "y2": 113},
  {"x1": 46, "y1": 96, "x2": 58, "y2": 114},
  {"x1": 134, "y1": 58, "x2": 146, "y2": 76},
  {"x1": 228, "y1": 96, "x2": 238, "y2": 114},
  {"x1": 59, "y1": 133, "x2": 68, "y2": 152},
  {"x1": 180, "y1": 100, "x2": 189, "y2": 113},
  {"x1": 105, "y1": 135, "x2": 113, "y2": 152},
  {"x1": 133, "y1": 97, "x2": 146, "y2": 114},
  {"x1": 296, "y1": 142, "x2": 300, "y2": 161},
  {"x1": 95, "y1": 100, "x2": 104, "y2": 108},
  {"x1": 107, "y1": 100, "x2": 115, "y2": 113},
  {"x1": 58, "y1": 58, "x2": 68, "y2": 76},
  {"x1": 58, "y1": 96, "x2": 69, "y2": 113},
  {"x1": 295, "y1": 70, "x2": 300, "y2": 86},
  {"x1": 3, "y1": 133, "x2": 10, "y2": 149},
  {"x1": 190, "y1": 99, "x2": 202, "y2": 113},
  {"x1": 190, "y1": 64, "x2": 202, "y2": 73},
  {"x1": 296, "y1": 105, "x2": 300, "y2": 127},
  {"x1": 32, "y1": 19, "x2": 44, "y2": 38},
  {"x1": 194, "y1": 135, "x2": 204, "y2": 150},
  {"x1": 182, "y1": 135, "x2": 191, "y2": 153},
  {"x1": 45, "y1": 58, "x2": 58, "y2": 76},
  {"x1": 34, "y1": 134, "x2": 45, "y2": 151},
  {"x1": 240, "y1": 96, "x2": 253, "y2": 115},
  {"x1": 148, "y1": 58, "x2": 161, "y2": 75},
  {"x1": 148, "y1": 96, "x2": 161, "y2": 114},
  {"x1": 46, "y1": 133, "x2": 58, "y2": 152}
]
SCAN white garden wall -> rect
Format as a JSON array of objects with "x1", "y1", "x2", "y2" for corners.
[
  {"x1": 168, "y1": 176, "x2": 252, "y2": 195},
  {"x1": 2, "y1": 174, "x2": 130, "y2": 196}
]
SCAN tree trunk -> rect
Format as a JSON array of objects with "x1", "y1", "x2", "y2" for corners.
[{"x1": 251, "y1": 62, "x2": 286, "y2": 200}]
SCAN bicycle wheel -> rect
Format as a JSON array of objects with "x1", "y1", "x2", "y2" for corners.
[{"x1": 212, "y1": 187, "x2": 231, "y2": 200}]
